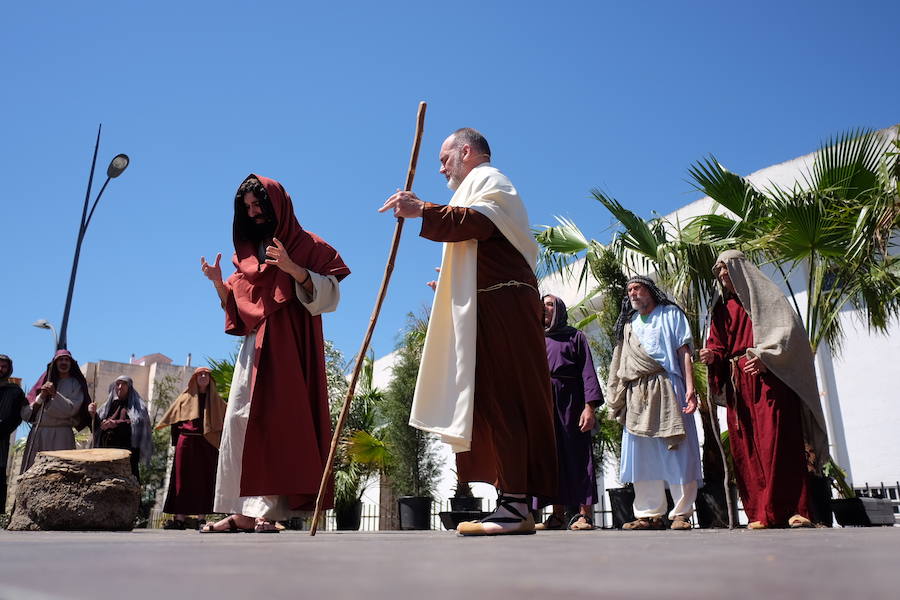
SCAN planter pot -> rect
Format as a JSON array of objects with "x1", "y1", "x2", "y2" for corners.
[
  {"x1": 438, "y1": 510, "x2": 489, "y2": 531},
  {"x1": 449, "y1": 497, "x2": 483, "y2": 512},
  {"x1": 607, "y1": 486, "x2": 635, "y2": 529},
  {"x1": 335, "y1": 500, "x2": 363, "y2": 531},
  {"x1": 695, "y1": 482, "x2": 739, "y2": 529},
  {"x1": 808, "y1": 474, "x2": 833, "y2": 527},
  {"x1": 398, "y1": 496, "x2": 432, "y2": 530},
  {"x1": 831, "y1": 497, "x2": 895, "y2": 527}
]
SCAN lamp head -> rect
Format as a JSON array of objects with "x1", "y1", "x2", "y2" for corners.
[
  {"x1": 32, "y1": 319, "x2": 51, "y2": 330},
  {"x1": 107, "y1": 154, "x2": 129, "y2": 178}
]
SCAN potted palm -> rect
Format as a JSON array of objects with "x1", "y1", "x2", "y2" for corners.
[
  {"x1": 381, "y1": 313, "x2": 442, "y2": 530},
  {"x1": 331, "y1": 351, "x2": 386, "y2": 531}
]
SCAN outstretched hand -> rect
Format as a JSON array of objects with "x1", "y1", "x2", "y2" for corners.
[
  {"x1": 265, "y1": 237, "x2": 304, "y2": 279},
  {"x1": 201, "y1": 253, "x2": 223, "y2": 282},
  {"x1": 379, "y1": 190, "x2": 424, "y2": 218}
]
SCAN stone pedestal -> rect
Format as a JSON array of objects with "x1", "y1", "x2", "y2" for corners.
[{"x1": 8, "y1": 448, "x2": 140, "y2": 531}]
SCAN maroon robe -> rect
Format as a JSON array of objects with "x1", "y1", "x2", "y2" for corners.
[
  {"x1": 420, "y1": 203, "x2": 557, "y2": 499},
  {"x1": 224, "y1": 174, "x2": 350, "y2": 509},
  {"x1": 706, "y1": 295, "x2": 811, "y2": 526},
  {"x1": 164, "y1": 408, "x2": 218, "y2": 515}
]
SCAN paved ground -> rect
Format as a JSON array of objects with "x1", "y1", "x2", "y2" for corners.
[{"x1": 0, "y1": 527, "x2": 897, "y2": 600}]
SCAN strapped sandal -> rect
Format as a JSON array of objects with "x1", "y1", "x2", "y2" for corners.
[
  {"x1": 458, "y1": 494, "x2": 536, "y2": 536},
  {"x1": 163, "y1": 519, "x2": 186, "y2": 530},
  {"x1": 622, "y1": 517, "x2": 665, "y2": 530},
  {"x1": 788, "y1": 515, "x2": 813, "y2": 529},
  {"x1": 568, "y1": 514, "x2": 594, "y2": 531},
  {"x1": 535, "y1": 512, "x2": 566, "y2": 530},
  {"x1": 199, "y1": 516, "x2": 254, "y2": 533}
]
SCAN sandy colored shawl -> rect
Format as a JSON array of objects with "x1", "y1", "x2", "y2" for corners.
[
  {"x1": 409, "y1": 163, "x2": 538, "y2": 452},
  {"x1": 710, "y1": 249, "x2": 830, "y2": 468},
  {"x1": 607, "y1": 321, "x2": 686, "y2": 449},
  {"x1": 155, "y1": 367, "x2": 227, "y2": 449}
]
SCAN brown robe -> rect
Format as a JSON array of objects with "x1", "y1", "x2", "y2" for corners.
[{"x1": 421, "y1": 202, "x2": 557, "y2": 499}]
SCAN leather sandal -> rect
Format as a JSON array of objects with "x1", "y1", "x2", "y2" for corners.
[
  {"x1": 622, "y1": 517, "x2": 665, "y2": 530},
  {"x1": 199, "y1": 516, "x2": 254, "y2": 533},
  {"x1": 747, "y1": 521, "x2": 768, "y2": 530},
  {"x1": 670, "y1": 516, "x2": 692, "y2": 530},
  {"x1": 568, "y1": 514, "x2": 594, "y2": 531},
  {"x1": 788, "y1": 515, "x2": 813, "y2": 528},
  {"x1": 535, "y1": 512, "x2": 566, "y2": 530}
]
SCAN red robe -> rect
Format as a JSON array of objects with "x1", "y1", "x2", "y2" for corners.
[
  {"x1": 224, "y1": 174, "x2": 350, "y2": 510},
  {"x1": 706, "y1": 296, "x2": 811, "y2": 526}
]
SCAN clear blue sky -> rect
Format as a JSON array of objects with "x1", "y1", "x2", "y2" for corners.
[{"x1": 3, "y1": 1, "x2": 898, "y2": 401}]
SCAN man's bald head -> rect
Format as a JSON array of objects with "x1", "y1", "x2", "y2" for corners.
[{"x1": 440, "y1": 128, "x2": 492, "y2": 191}]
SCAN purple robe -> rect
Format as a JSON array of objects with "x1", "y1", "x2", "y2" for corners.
[{"x1": 543, "y1": 295, "x2": 603, "y2": 506}]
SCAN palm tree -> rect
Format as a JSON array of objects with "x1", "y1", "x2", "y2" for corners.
[
  {"x1": 688, "y1": 127, "x2": 900, "y2": 480},
  {"x1": 688, "y1": 128, "x2": 900, "y2": 355}
]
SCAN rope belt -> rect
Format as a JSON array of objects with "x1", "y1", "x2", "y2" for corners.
[{"x1": 477, "y1": 280, "x2": 538, "y2": 294}]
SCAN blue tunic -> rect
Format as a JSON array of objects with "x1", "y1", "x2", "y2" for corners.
[{"x1": 618, "y1": 304, "x2": 703, "y2": 485}]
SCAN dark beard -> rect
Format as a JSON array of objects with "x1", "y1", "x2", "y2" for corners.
[{"x1": 241, "y1": 218, "x2": 276, "y2": 244}]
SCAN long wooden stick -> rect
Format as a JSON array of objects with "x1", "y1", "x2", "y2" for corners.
[{"x1": 309, "y1": 101, "x2": 427, "y2": 536}]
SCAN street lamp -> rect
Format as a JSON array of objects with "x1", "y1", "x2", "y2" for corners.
[
  {"x1": 56, "y1": 124, "x2": 130, "y2": 350},
  {"x1": 32, "y1": 319, "x2": 59, "y2": 350}
]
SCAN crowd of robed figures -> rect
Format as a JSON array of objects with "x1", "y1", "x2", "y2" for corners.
[{"x1": 0, "y1": 126, "x2": 829, "y2": 535}]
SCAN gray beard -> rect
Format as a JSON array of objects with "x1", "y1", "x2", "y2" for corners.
[{"x1": 446, "y1": 177, "x2": 460, "y2": 191}]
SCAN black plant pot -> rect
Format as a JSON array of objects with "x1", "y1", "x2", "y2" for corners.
[
  {"x1": 335, "y1": 500, "x2": 363, "y2": 531},
  {"x1": 449, "y1": 497, "x2": 482, "y2": 512},
  {"x1": 831, "y1": 497, "x2": 895, "y2": 527},
  {"x1": 607, "y1": 486, "x2": 635, "y2": 529},
  {"x1": 398, "y1": 496, "x2": 432, "y2": 530},
  {"x1": 695, "y1": 482, "x2": 739, "y2": 528},
  {"x1": 807, "y1": 474, "x2": 833, "y2": 527}
]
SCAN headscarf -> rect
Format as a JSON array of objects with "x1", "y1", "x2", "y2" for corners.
[
  {"x1": 94, "y1": 375, "x2": 153, "y2": 466},
  {"x1": 155, "y1": 367, "x2": 227, "y2": 449},
  {"x1": 0, "y1": 354, "x2": 12, "y2": 383},
  {"x1": 708, "y1": 249, "x2": 830, "y2": 470},
  {"x1": 613, "y1": 276, "x2": 682, "y2": 342},
  {"x1": 226, "y1": 174, "x2": 350, "y2": 336},
  {"x1": 26, "y1": 349, "x2": 92, "y2": 430},
  {"x1": 543, "y1": 294, "x2": 577, "y2": 337}
]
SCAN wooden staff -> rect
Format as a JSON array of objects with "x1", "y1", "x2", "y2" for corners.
[{"x1": 309, "y1": 101, "x2": 427, "y2": 536}]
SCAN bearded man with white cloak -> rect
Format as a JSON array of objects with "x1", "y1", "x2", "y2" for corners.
[{"x1": 380, "y1": 127, "x2": 557, "y2": 536}]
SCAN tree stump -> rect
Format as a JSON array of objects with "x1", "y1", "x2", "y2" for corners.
[{"x1": 8, "y1": 448, "x2": 140, "y2": 531}]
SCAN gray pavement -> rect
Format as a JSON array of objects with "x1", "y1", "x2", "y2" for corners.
[{"x1": 0, "y1": 527, "x2": 897, "y2": 600}]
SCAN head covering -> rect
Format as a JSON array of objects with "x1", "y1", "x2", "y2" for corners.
[
  {"x1": 155, "y1": 367, "x2": 227, "y2": 449},
  {"x1": 613, "y1": 276, "x2": 682, "y2": 341},
  {"x1": 543, "y1": 294, "x2": 576, "y2": 337},
  {"x1": 94, "y1": 375, "x2": 153, "y2": 466},
  {"x1": 226, "y1": 174, "x2": 350, "y2": 335},
  {"x1": 26, "y1": 349, "x2": 92, "y2": 430},
  {"x1": 0, "y1": 354, "x2": 12, "y2": 376},
  {"x1": 709, "y1": 249, "x2": 830, "y2": 469}
]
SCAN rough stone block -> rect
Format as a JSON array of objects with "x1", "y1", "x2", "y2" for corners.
[{"x1": 8, "y1": 448, "x2": 140, "y2": 531}]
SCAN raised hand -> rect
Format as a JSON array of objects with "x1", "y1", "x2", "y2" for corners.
[
  {"x1": 265, "y1": 237, "x2": 303, "y2": 279},
  {"x1": 379, "y1": 190, "x2": 424, "y2": 218},
  {"x1": 201, "y1": 253, "x2": 223, "y2": 282}
]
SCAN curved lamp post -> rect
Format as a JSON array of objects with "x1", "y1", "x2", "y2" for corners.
[
  {"x1": 32, "y1": 319, "x2": 59, "y2": 351},
  {"x1": 56, "y1": 125, "x2": 130, "y2": 350}
]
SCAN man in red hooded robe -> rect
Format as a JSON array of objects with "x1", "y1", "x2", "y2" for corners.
[{"x1": 200, "y1": 175, "x2": 349, "y2": 533}]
